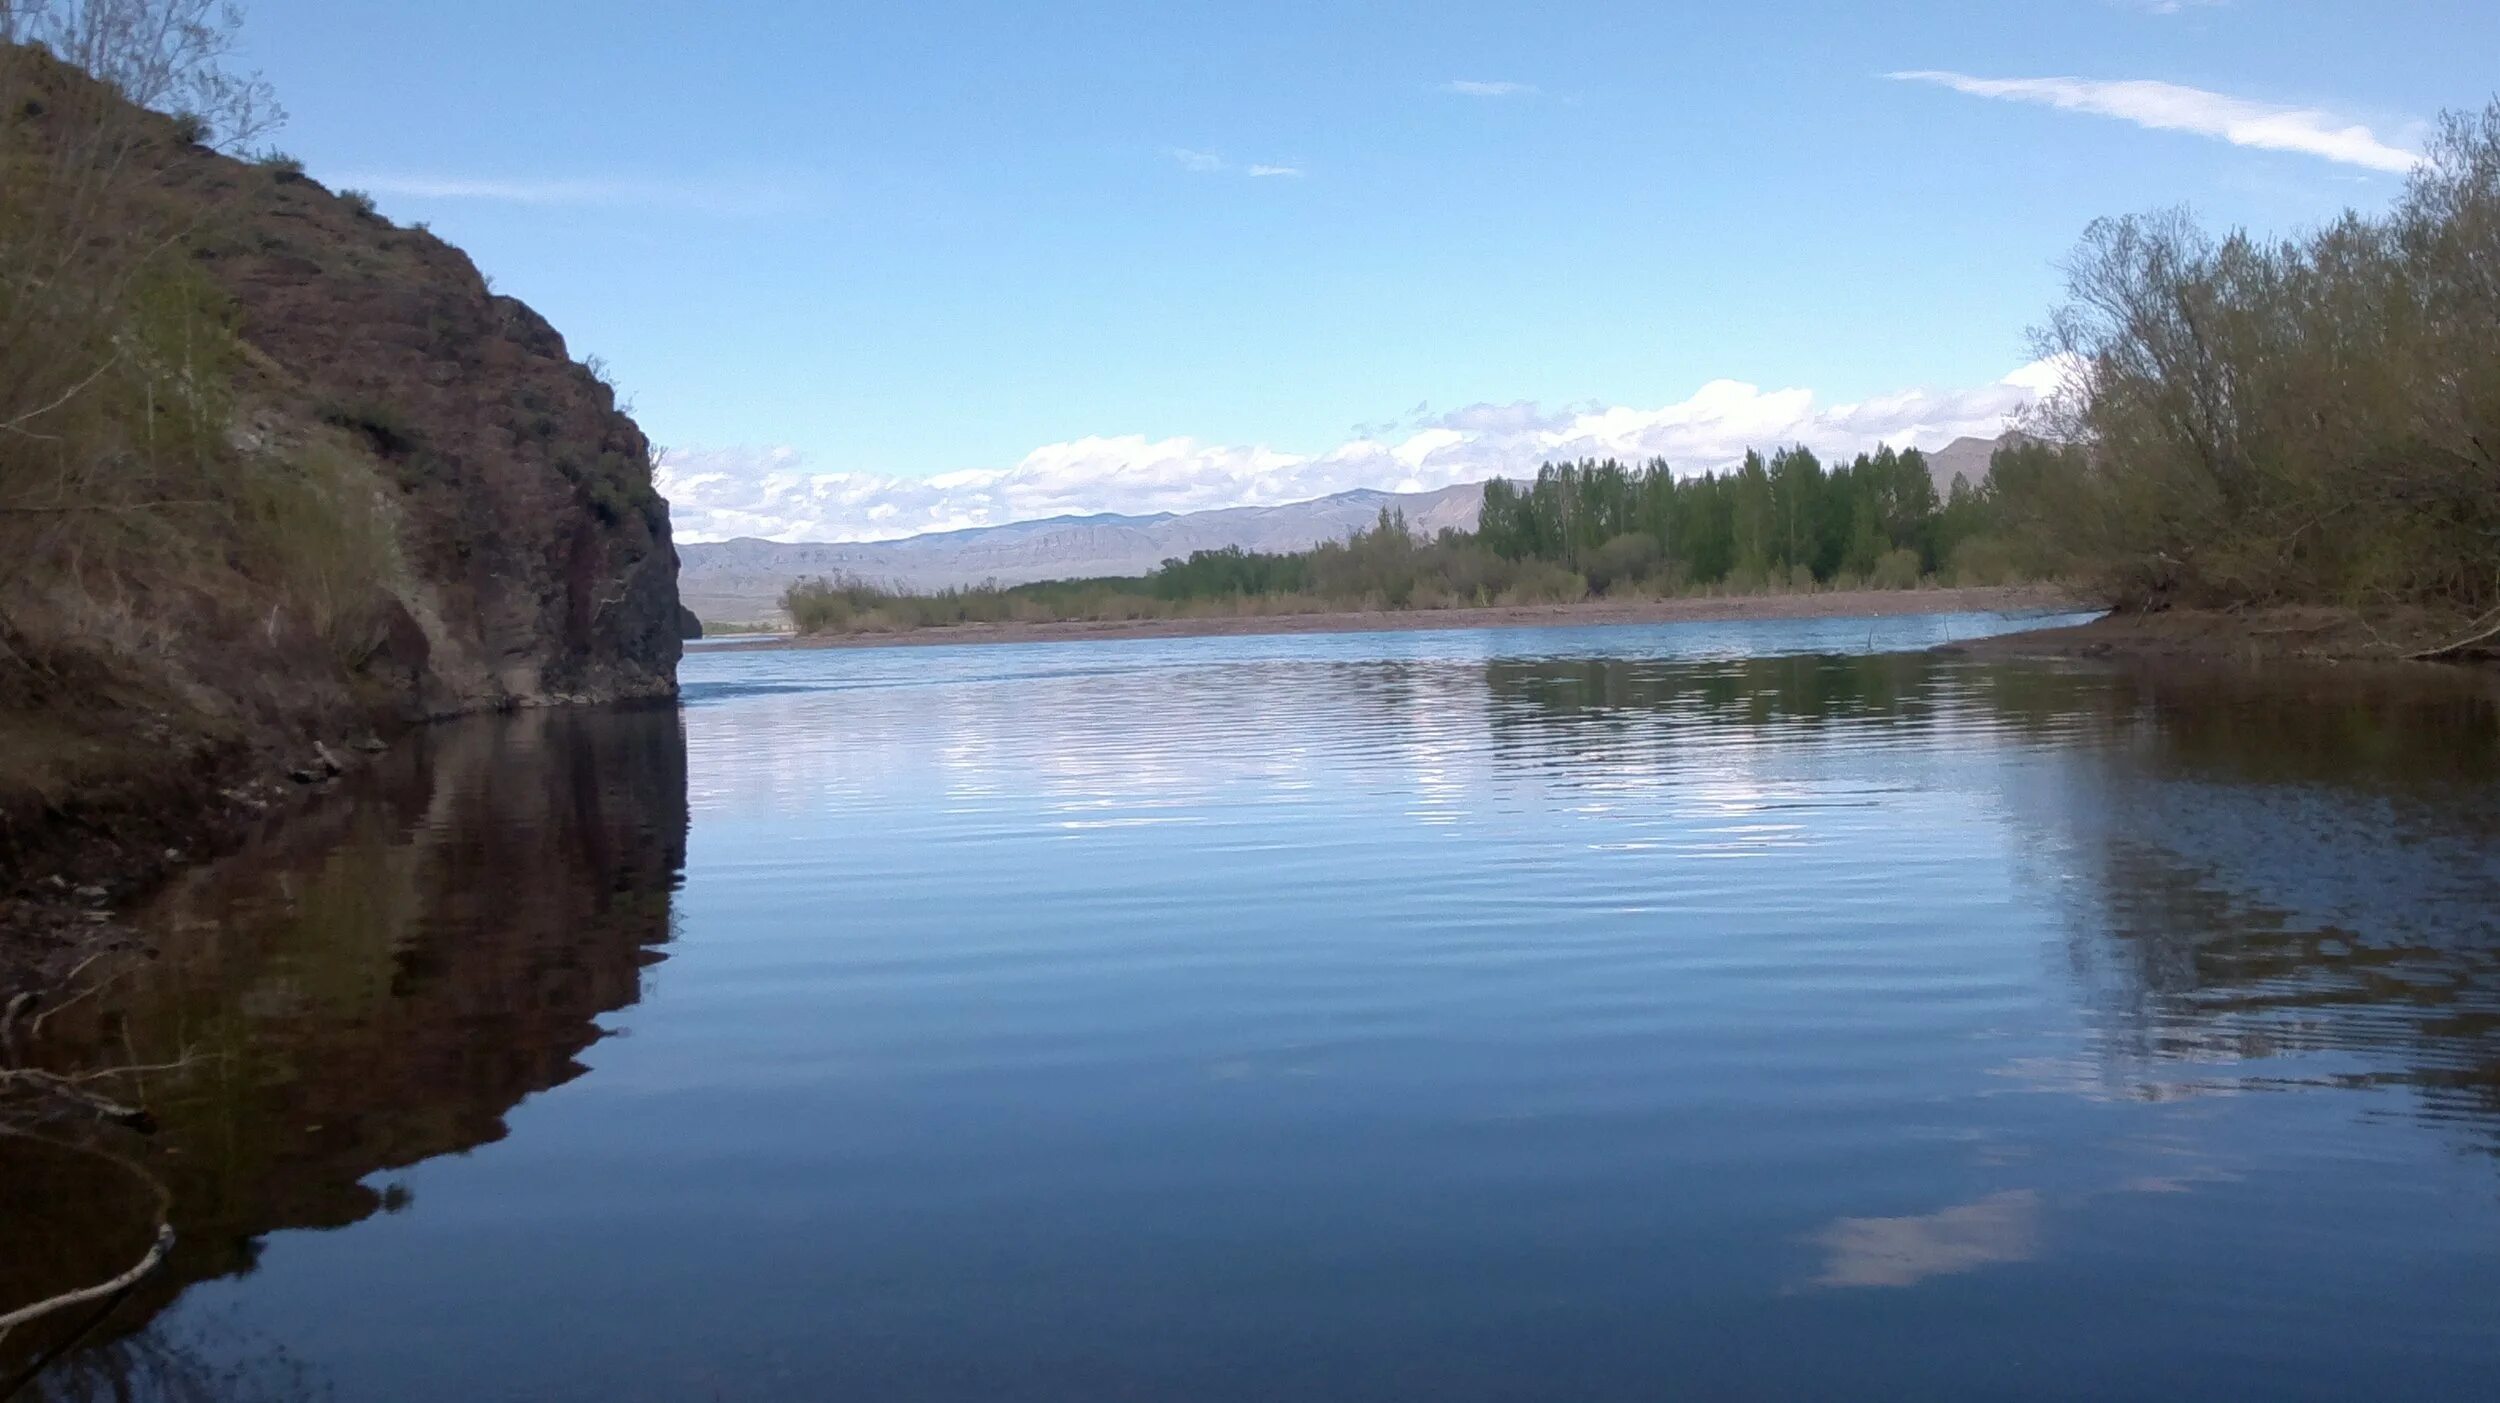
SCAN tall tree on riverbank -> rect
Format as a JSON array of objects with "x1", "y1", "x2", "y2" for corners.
[{"x1": 2011, "y1": 100, "x2": 2500, "y2": 616}]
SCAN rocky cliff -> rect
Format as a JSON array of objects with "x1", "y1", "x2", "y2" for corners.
[
  {"x1": 191, "y1": 151, "x2": 682, "y2": 713},
  {"x1": 0, "y1": 45, "x2": 680, "y2": 915}
]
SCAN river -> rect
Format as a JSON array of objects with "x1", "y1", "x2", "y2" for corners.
[{"x1": 10, "y1": 609, "x2": 2500, "y2": 1400}]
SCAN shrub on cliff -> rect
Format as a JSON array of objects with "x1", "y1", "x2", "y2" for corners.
[{"x1": 0, "y1": 5, "x2": 309, "y2": 698}]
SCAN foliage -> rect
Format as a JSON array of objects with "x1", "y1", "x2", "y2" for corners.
[
  {"x1": 784, "y1": 495, "x2": 1941, "y2": 638},
  {"x1": 1478, "y1": 444, "x2": 1947, "y2": 590},
  {"x1": 232, "y1": 438, "x2": 401, "y2": 652},
  {"x1": 2, "y1": 0, "x2": 281, "y2": 151},
  {"x1": 316, "y1": 396, "x2": 420, "y2": 457},
  {"x1": 2009, "y1": 102, "x2": 2500, "y2": 613},
  {"x1": 0, "y1": 5, "x2": 391, "y2": 705}
]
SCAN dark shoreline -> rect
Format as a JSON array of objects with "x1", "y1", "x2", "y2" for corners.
[
  {"x1": 0, "y1": 697, "x2": 673, "y2": 991},
  {"x1": 1945, "y1": 604, "x2": 2499, "y2": 668}
]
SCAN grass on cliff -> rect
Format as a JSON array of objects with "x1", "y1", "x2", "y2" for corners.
[{"x1": 0, "y1": 26, "x2": 403, "y2": 853}]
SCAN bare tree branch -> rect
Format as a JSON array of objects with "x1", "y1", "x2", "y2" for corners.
[
  {"x1": 2407, "y1": 606, "x2": 2500, "y2": 660},
  {"x1": 0, "y1": 1129, "x2": 174, "y2": 1333}
]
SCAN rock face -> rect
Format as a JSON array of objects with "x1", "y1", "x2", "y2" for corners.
[
  {"x1": 175, "y1": 158, "x2": 681, "y2": 712},
  {"x1": 0, "y1": 46, "x2": 680, "y2": 905}
]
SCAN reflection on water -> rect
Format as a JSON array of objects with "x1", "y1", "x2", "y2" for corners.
[
  {"x1": 12, "y1": 616, "x2": 2500, "y2": 1400},
  {"x1": 5, "y1": 709, "x2": 686, "y2": 1398},
  {"x1": 1812, "y1": 1188, "x2": 2041, "y2": 1289}
]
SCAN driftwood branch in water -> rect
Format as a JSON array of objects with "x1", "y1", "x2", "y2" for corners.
[
  {"x1": 1, "y1": 952, "x2": 161, "y2": 1132},
  {"x1": 0, "y1": 1068, "x2": 154, "y2": 1131},
  {"x1": 0, "y1": 989, "x2": 38, "y2": 1069},
  {"x1": 2406, "y1": 607, "x2": 2500, "y2": 660},
  {"x1": 0, "y1": 1224, "x2": 175, "y2": 1334},
  {"x1": 0, "y1": 1129, "x2": 177, "y2": 1333},
  {"x1": 0, "y1": 954, "x2": 183, "y2": 1336},
  {"x1": 23, "y1": 948, "x2": 131, "y2": 1040}
]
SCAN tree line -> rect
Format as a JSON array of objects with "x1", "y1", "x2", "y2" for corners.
[
  {"x1": 1475, "y1": 445, "x2": 1998, "y2": 593},
  {"x1": 780, "y1": 443, "x2": 2043, "y2": 636}
]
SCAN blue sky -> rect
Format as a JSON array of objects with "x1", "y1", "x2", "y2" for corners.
[{"x1": 234, "y1": 1, "x2": 2497, "y2": 540}]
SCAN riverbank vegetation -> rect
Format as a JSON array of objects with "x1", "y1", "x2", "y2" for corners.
[
  {"x1": 1982, "y1": 101, "x2": 2500, "y2": 654},
  {"x1": 782, "y1": 445, "x2": 2029, "y2": 636}
]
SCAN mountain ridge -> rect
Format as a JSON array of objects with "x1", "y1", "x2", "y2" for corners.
[
  {"x1": 680, "y1": 434, "x2": 2033, "y2": 624},
  {"x1": 680, "y1": 482, "x2": 1487, "y2": 622}
]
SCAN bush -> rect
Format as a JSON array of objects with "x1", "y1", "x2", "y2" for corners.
[
  {"x1": 1494, "y1": 560, "x2": 1586, "y2": 606},
  {"x1": 2017, "y1": 100, "x2": 2500, "y2": 613},
  {"x1": 170, "y1": 110, "x2": 210, "y2": 144},
  {"x1": 1869, "y1": 548, "x2": 1924, "y2": 590},
  {"x1": 255, "y1": 148, "x2": 305, "y2": 177},
  {"x1": 1584, "y1": 533, "x2": 1660, "y2": 595},
  {"x1": 339, "y1": 188, "x2": 377, "y2": 218},
  {"x1": 235, "y1": 443, "x2": 400, "y2": 656},
  {"x1": 318, "y1": 398, "x2": 421, "y2": 458},
  {"x1": 1945, "y1": 536, "x2": 2023, "y2": 588},
  {"x1": 1722, "y1": 562, "x2": 1771, "y2": 594}
]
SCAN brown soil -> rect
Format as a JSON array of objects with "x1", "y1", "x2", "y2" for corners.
[
  {"x1": 1948, "y1": 604, "x2": 2500, "y2": 666},
  {"x1": 720, "y1": 586, "x2": 2091, "y2": 652}
]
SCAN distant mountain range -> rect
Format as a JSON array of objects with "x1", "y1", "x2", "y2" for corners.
[
  {"x1": 678, "y1": 435, "x2": 2023, "y2": 624},
  {"x1": 679, "y1": 482, "x2": 1486, "y2": 623},
  {"x1": 1924, "y1": 434, "x2": 2022, "y2": 498}
]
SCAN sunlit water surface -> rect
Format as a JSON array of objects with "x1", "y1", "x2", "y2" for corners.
[{"x1": 15, "y1": 610, "x2": 2500, "y2": 1400}]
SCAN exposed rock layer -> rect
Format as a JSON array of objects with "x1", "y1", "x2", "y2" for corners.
[
  {"x1": 0, "y1": 48, "x2": 679, "y2": 920},
  {"x1": 185, "y1": 152, "x2": 682, "y2": 713}
]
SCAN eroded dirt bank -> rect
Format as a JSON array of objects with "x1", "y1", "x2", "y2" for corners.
[{"x1": 1945, "y1": 604, "x2": 2500, "y2": 667}]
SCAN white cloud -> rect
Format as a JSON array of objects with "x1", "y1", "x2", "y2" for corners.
[
  {"x1": 657, "y1": 363, "x2": 2054, "y2": 543},
  {"x1": 1169, "y1": 149, "x2": 1303, "y2": 179},
  {"x1": 1443, "y1": 80, "x2": 1537, "y2": 98},
  {"x1": 337, "y1": 172, "x2": 807, "y2": 214},
  {"x1": 1886, "y1": 71, "x2": 2419, "y2": 173}
]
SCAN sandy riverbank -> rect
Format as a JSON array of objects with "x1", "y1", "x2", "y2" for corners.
[{"x1": 711, "y1": 585, "x2": 2092, "y2": 652}]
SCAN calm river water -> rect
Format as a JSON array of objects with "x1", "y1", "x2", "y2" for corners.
[{"x1": 11, "y1": 611, "x2": 2500, "y2": 1400}]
